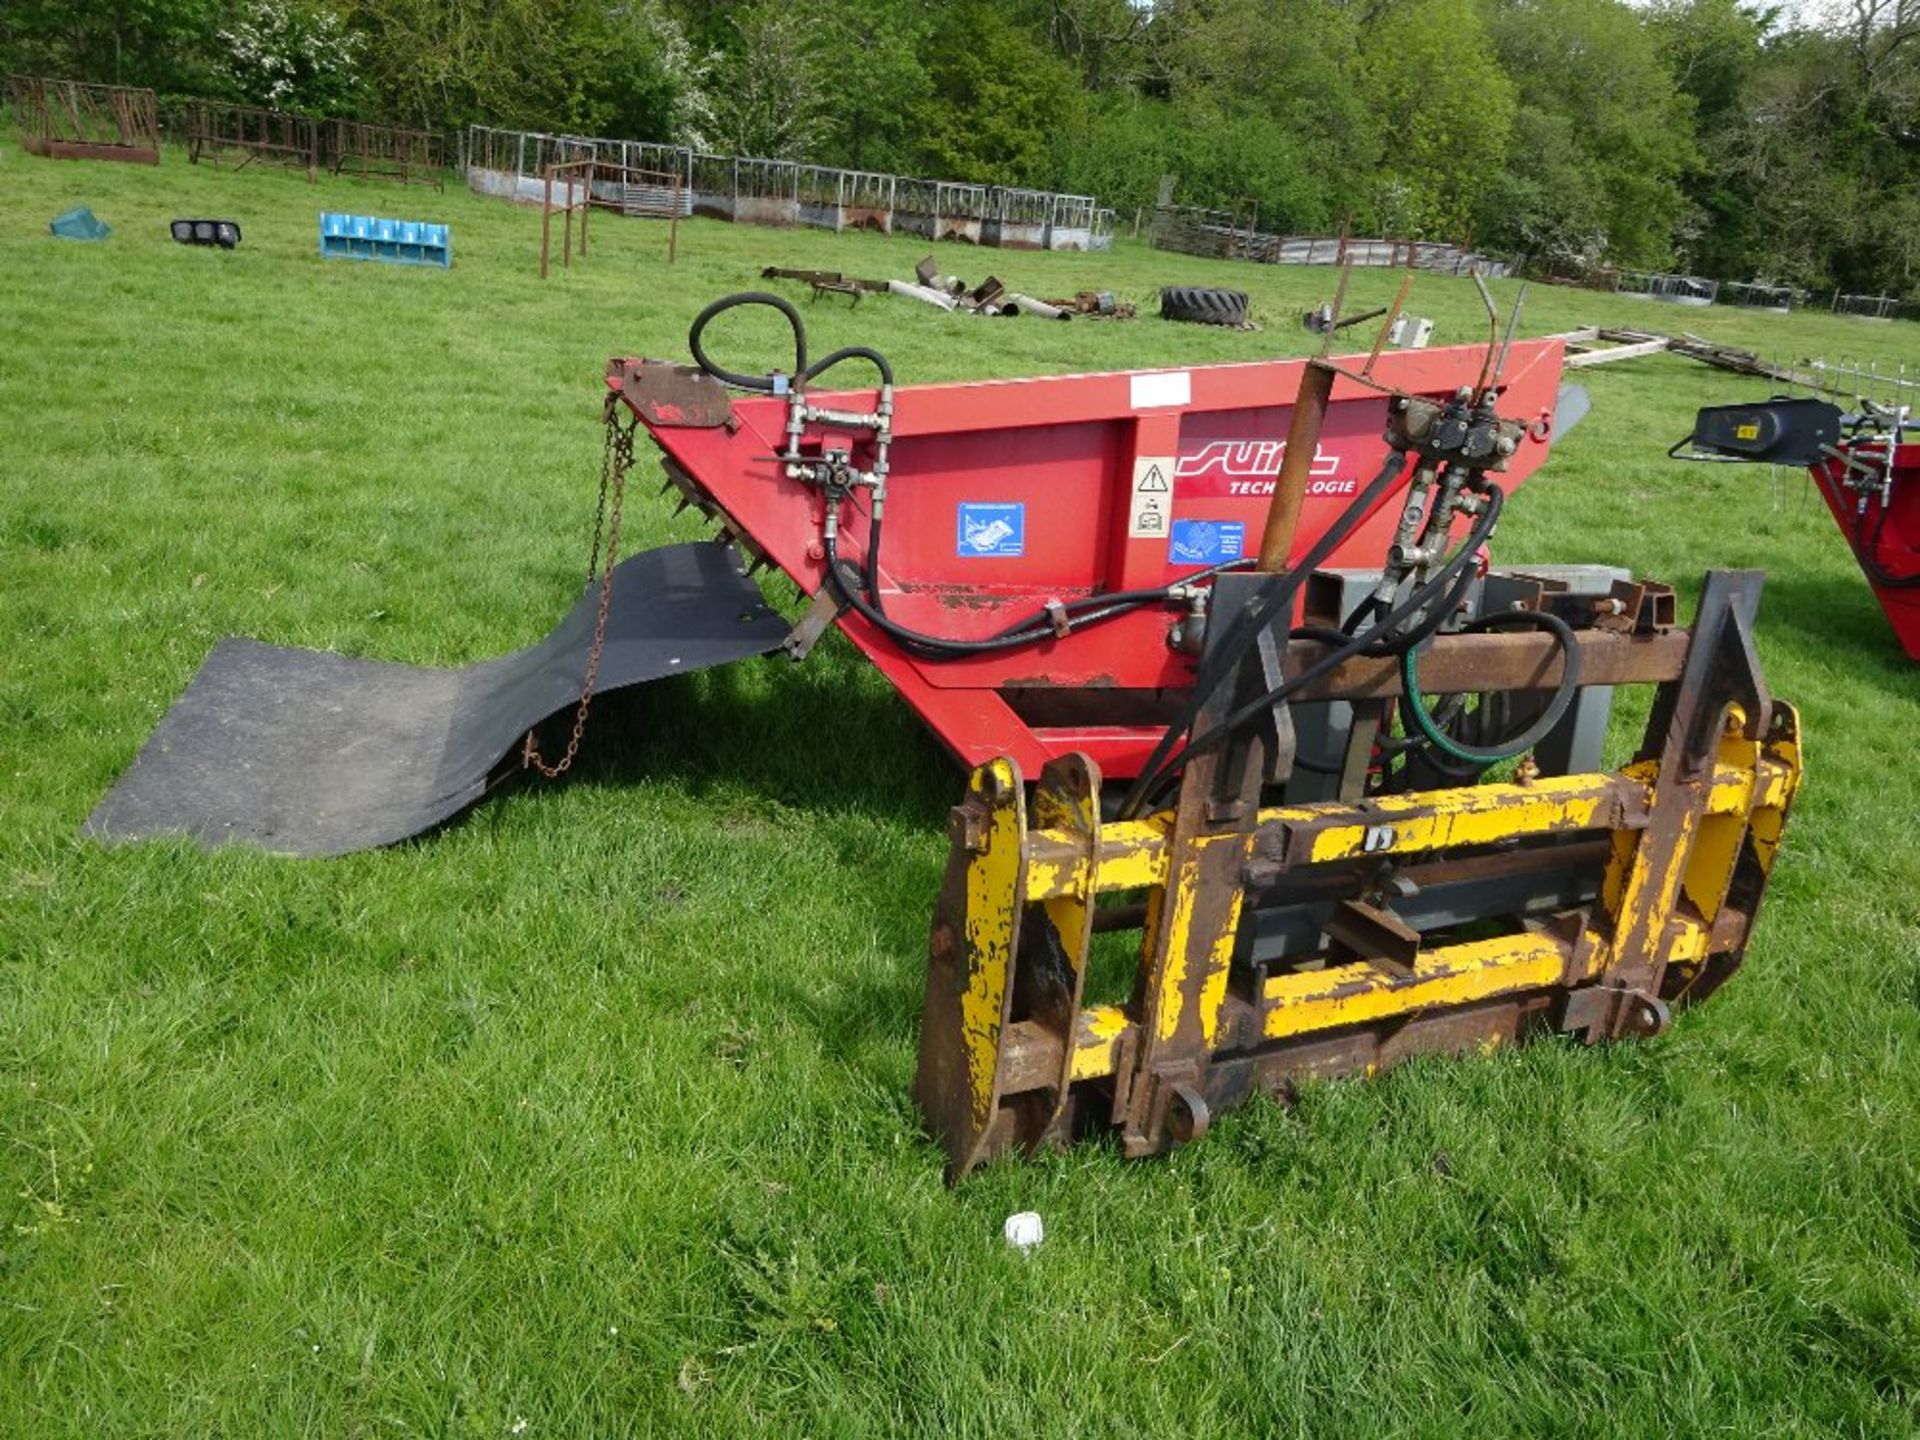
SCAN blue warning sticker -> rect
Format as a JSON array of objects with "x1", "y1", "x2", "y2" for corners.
[
  {"x1": 957, "y1": 502, "x2": 1025, "y2": 558},
  {"x1": 1168, "y1": 518, "x2": 1245, "y2": 565}
]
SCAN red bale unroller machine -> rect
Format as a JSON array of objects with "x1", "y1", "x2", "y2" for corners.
[
  {"x1": 1675, "y1": 394, "x2": 1920, "y2": 660},
  {"x1": 92, "y1": 285, "x2": 1806, "y2": 1179},
  {"x1": 607, "y1": 291, "x2": 1803, "y2": 1179}
]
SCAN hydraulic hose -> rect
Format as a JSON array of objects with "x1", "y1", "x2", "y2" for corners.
[
  {"x1": 1398, "y1": 608, "x2": 1582, "y2": 764},
  {"x1": 1811, "y1": 450, "x2": 1919, "y2": 590},
  {"x1": 686, "y1": 291, "x2": 1255, "y2": 658},
  {"x1": 688, "y1": 293, "x2": 897, "y2": 392},
  {"x1": 1122, "y1": 477, "x2": 1506, "y2": 816},
  {"x1": 806, "y1": 345, "x2": 894, "y2": 388},
  {"x1": 1117, "y1": 452, "x2": 1414, "y2": 817},
  {"x1": 1192, "y1": 521, "x2": 1492, "y2": 765},
  {"x1": 1288, "y1": 489, "x2": 1503, "y2": 659},
  {"x1": 689, "y1": 291, "x2": 808, "y2": 390},
  {"x1": 1853, "y1": 503, "x2": 1920, "y2": 589},
  {"x1": 822, "y1": 527, "x2": 1251, "y2": 659}
]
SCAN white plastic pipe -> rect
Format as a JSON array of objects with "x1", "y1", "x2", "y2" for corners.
[
  {"x1": 888, "y1": 279, "x2": 958, "y2": 311},
  {"x1": 1007, "y1": 293, "x2": 1070, "y2": 321}
]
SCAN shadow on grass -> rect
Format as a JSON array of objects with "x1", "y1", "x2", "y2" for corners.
[
  {"x1": 513, "y1": 645, "x2": 960, "y2": 828},
  {"x1": 1758, "y1": 570, "x2": 1920, "y2": 685}
]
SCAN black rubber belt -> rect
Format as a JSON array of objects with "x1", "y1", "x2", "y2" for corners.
[{"x1": 85, "y1": 541, "x2": 789, "y2": 857}]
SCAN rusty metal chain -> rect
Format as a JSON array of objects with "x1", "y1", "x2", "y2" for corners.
[
  {"x1": 522, "y1": 392, "x2": 635, "y2": 780},
  {"x1": 583, "y1": 388, "x2": 619, "y2": 585}
]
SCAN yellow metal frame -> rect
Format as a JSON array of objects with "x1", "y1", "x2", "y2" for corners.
[
  {"x1": 1022, "y1": 746, "x2": 1794, "y2": 1084},
  {"x1": 915, "y1": 698, "x2": 1802, "y2": 1180}
]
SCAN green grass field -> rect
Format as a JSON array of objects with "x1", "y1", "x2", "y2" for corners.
[{"x1": 3, "y1": 142, "x2": 1919, "y2": 1437}]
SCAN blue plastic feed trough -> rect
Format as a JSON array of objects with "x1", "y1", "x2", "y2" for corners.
[
  {"x1": 318, "y1": 212, "x2": 451, "y2": 268},
  {"x1": 50, "y1": 206, "x2": 111, "y2": 241}
]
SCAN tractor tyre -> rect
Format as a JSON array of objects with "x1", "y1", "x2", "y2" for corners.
[{"x1": 1160, "y1": 286, "x2": 1250, "y2": 328}]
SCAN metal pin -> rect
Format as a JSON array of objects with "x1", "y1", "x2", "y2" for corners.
[
  {"x1": 1321, "y1": 261, "x2": 1353, "y2": 358},
  {"x1": 1364, "y1": 270, "x2": 1414, "y2": 379},
  {"x1": 1492, "y1": 281, "x2": 1529, "y2": 391},
  {"x1": 1469, "y1": 269, "x2": 1500, "y2": 393}
]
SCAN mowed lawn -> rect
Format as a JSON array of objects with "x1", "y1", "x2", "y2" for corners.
[{"x1": 3, "y1": 140, "x2": 1919, "y2": 1437}]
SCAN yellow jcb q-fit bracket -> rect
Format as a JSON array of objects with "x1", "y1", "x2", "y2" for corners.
[{"x1": 914, "y1": 570, "x2": 1802, "y2": 1182}]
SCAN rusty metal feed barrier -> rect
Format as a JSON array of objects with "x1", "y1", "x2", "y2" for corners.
[
  {"x1": 1609, "y1": 269, "x2": 1721, "y2": 306},
  {"x1": 8, "y1": 75, "x2": 160, "y2": 164},
  {"x1": 539, "y1": 158, "x2": 682, "y2": 277},
  {"x1": 1150, "y1": 203, "x2": 1508, "y2": 275},
  {"x1": 13, "y1": 81, "x2": 445, "y2": 187},
  {"x1": 465, "y1": 124, "x2": 1111, "y2": 251},
  {"x1": 185, "y1": 101, "x2": 321, "y2": 180},
  {"x1": 329, "y1": 120, "x2": 443, "y2": 188}
]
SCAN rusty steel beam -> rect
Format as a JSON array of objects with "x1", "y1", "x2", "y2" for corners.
[
  {"x1": 1258, "y1": 359, "x2": 1337, "y2": 570},
  {"x1": 1285, "y1": 626, "x2": 1690, "y2": 701}
]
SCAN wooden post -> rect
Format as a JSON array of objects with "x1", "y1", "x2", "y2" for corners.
[
  {"x1": 562, "y1": 166, "x2": 574, "y2": 271},
  {"x1": 578, "y1": 164, "x2": 589, "y2": 259},
  {"x1": 1257, "y1": 361, "x2": 1337, "y2": 573},
  {"x1": 540, "y1": 164, "x2": 554, "y2": 279}
]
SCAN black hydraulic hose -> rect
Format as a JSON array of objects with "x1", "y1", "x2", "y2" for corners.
[
  {"x1": 823, "y1": 529, "x2": 1252, "y2": 659},
  {"x1": 689, "y1": 292, "x2": 808, "y2": 390},
  {"x1": 1810, "y1": 459, "x2": 1920, "y2": 590},
  {"x1": 986, "y1": 558, "x2": 1256, "y2": 634},
  {"x1": 1225, "y1": 487, "x2": 1503, "y2": 726},
  {"x1": 1399, "y1": 609, "x2": 1582, "y2": 764},
  {"x1": 1116, "y1": 452, "x2": 1414, "y2": 817},
  {"x1": 863, "y1": 509, "x2": 885, "y2": 599},
  {"x1": 806, "y1": 345, "x2": 894, "y2": 388},
  {"x1": 1128, "y1": 596, "x2": 1448, "y2": 812},
  {"x1": 1853, "y1": 502, "x2": 1920, "y2": 588},
  {"x1": 688, "y1": 293, "x2": 898, "y2": 393},
  {"x1": 1288, "y1": 494, "x2": 1503, "y2": 659},
  {"x1": 685, "y1": 293, "x2": 1241, "y2": 654},
  {"x1": 1189, "y1": 558, "x2": 1481, "y2": 773},
  {"x1": 1187, "y1": 452, "x2": 1412, "y2": 703},
  {"x1": 855, "y1": 510, "x2": 1247, "y2": 645},
  {"x1": 1123, "y1": 480, "x2": 1505, "y2": 815}
]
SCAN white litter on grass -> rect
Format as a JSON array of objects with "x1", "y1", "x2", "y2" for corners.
[{"x1": 1003, "y1": 1211, "x2": 1044, "y2": 1252}]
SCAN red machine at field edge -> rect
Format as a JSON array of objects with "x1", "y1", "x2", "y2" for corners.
[
  {"x1": 1679, "y1": 396, "x2": 1920, "y2": 660},
  {"x1": 611, "y1": 294, "x2": 1577, "y2": 776}
]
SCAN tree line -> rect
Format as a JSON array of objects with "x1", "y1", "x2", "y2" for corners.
[{"x1": 5, "y1": 0, "x2": 1917, "y2": 296}]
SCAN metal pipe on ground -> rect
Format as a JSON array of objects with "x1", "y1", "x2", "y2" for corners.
[
  {"x1": 1006, "y1": 293, "x2": 1071, "y2": 320},
  {"x1": 888, "y1": 279, "x2": 958, "y2": 311}
]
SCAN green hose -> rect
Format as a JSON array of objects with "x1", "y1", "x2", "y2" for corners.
[{"x1": 1399, "y1": 609, "x2": 1583, "y2": 765}]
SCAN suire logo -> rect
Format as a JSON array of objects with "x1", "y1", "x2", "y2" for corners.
[{"x1": 1174, "y1": 439, "x2": 1357, "y2": 499}]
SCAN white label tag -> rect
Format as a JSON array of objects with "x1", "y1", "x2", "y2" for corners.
[
  {"x1": 1130, "y1": 371, "x2": 1191, "y2": 409},
  {"x1": 1128, "y1": 456, "x2": 1175, "y2": 539}
]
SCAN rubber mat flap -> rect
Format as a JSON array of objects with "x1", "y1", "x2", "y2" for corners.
[{"x1": 86, "y1": 542, "x2": 788, "y2": 857}]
